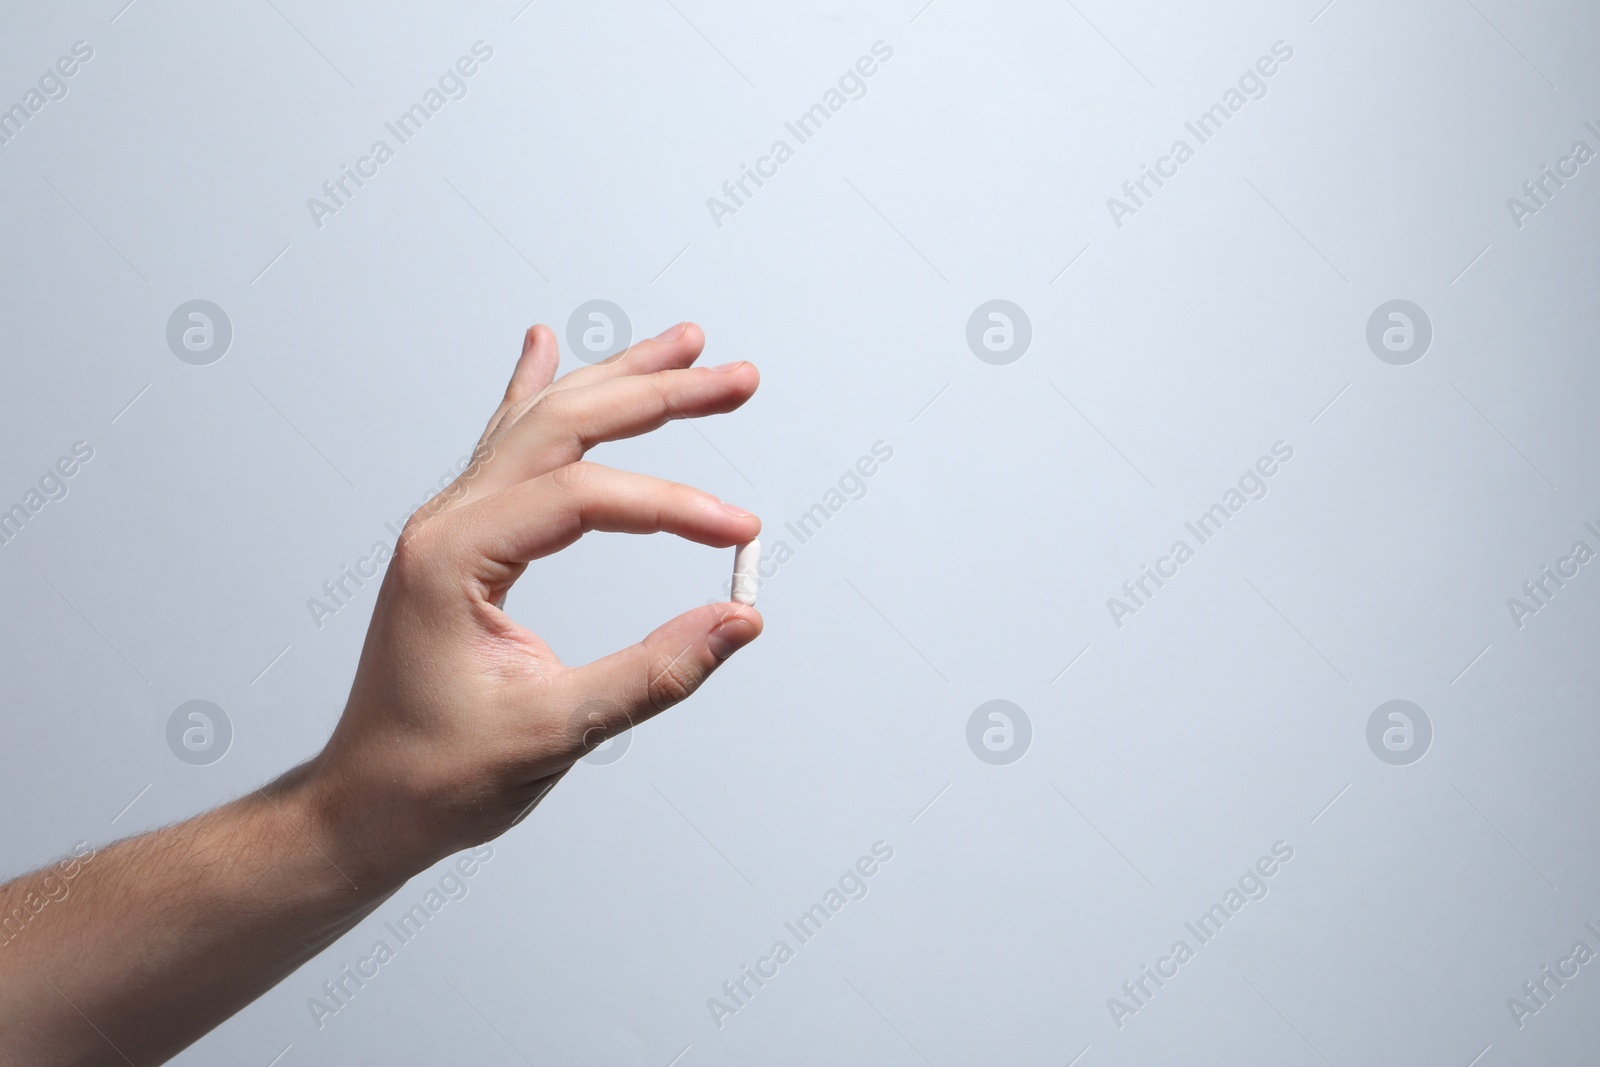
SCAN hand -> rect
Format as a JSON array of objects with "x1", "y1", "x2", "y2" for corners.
[
  {"x1": 308, "y1": 321, "x2": 763, "y2": 883},
  {"x1": 0, "y1": 322, "x2": 762, "y2": 1067}
]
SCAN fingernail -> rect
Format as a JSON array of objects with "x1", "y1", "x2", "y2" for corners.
[
  {"x1": 720, "y1": 501, "x2": 753, "y2": 518},
  {"x1": 709, "y1": 360, "x2": 745, "y2": 373},
  {"x1": 708, "y1": 618, "x2": 757, "y2": 661},
  {"x1": 653, "y1": 322, "x2": 687, "y2": 342}
]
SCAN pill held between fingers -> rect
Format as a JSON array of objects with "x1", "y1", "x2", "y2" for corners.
[{"x1": 731, "y1": 539, "x2": 760, "y2": 606}]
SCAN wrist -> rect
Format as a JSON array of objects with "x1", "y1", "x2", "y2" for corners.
[
  {"x1": 295, "y1": 746, "x2": 460, "y2": 892},
  {"x1": 262, "y1": 757, "x2": 419, "y2": 903}
]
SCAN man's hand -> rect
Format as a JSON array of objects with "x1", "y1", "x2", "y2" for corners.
[
  {"x1": 0, "y1": 322, "x2": 762, "y2": 1066},
  {"x1": 309, "y1": 319, "x2": 764, "y2": 877}
]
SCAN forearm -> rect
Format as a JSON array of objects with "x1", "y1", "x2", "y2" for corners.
[{"x1": 0, "y1": 761, "x2": 406, "y2": 1066}]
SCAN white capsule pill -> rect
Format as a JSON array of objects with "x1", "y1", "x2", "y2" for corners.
[{"x1": 731, "y1": 539, "x2": 760, "y2": 606}]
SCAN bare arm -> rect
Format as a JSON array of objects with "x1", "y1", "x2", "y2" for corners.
[
  {"x1": 0, "y1": 322, "x2": 764, "y2": 1065},
  {"x1": 0, "y1": 764, "x2": 400, "y2": 1063}
]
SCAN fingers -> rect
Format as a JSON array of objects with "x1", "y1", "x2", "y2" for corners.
[
  {"x1": 479, "y1": 325, "x2": 561, "y2": 445},
  {"x1": 454, "y1": 362, "x2": 760, "y2": 507},
  {"x1": 456, "y1": 462, "x2": 761, "y2": 575},
  {"x1": 547, "y1": 321, "x2": 709, "y2": 394},
  {"x1": 491, "y1": 322, "x2": 710, "y2": 446},
  {"x1": 507, "y1": 324, "x2": 563, "y2": 405},
  {"x1": 435, "y1": 322, "x2": 728, "y2": 521},
  {"x1": 565, "y1": 601, "x2": 763, "y2": 740}
]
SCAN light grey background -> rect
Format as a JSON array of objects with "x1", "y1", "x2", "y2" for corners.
[{"x1": 3, "y1": 0, "x2": 1598, "y2": 1063}]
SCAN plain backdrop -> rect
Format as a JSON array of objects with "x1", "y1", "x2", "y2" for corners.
[{"x1": 2, "y1": 0, "x2": 1599, "y2": 1063}]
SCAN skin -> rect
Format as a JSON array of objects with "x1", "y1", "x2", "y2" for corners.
[{"x1": 0, "y1": 321, "x2": 763, "y2": 1066}]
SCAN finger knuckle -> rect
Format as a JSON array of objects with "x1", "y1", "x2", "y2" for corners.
[
  {"x1": 390, "y1": 515, "x2": 444, "y2": 581},
  {"x1": 644, "y1": 651, "x2": 698, "y2": 712},
  {"x1": 550, "y1": 460, "x2": 597, "y2": 496},
  {"x1": 644, "y1": 371, "x2": 676, "y2": 407},
  {"x1": 531, "y1": 389, "x2": 574, "y2": 424}
]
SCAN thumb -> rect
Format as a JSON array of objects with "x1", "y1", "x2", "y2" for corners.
[{"x1": 566, "y1": 602, "x2": 762, "y2": 741}]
